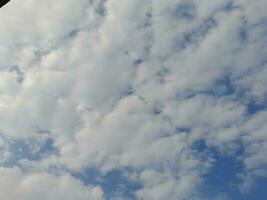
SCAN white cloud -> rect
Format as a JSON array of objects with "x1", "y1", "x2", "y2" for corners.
[
  {"x1": 0, "y1": 167, "x2": 103, "y2": 200},
  {"x1": 0, "y1": 0, "x2": 267, "y2": 199}
]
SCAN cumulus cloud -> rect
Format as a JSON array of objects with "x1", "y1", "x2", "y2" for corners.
[
  {"x1": 0, "y1": 0, "x2": 267, "y2": 199},
  {"x1": 0, "y1": 167, "x2": 103, "y2": 200}
]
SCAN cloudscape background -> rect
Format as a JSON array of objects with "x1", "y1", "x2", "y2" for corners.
[{"x1": 0, "y1": 0, "x2": 267, "y2": 199}]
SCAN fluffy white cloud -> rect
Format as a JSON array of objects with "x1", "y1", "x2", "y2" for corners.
[
  {"x1": 0, "y1": 167, "x2": 103, "y2": 200},
  {"x1": 0, "y1": 0, "x2": 267, "y2": 199}
]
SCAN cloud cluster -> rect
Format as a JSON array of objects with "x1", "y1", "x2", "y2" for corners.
[
  {"x1": 0, "y1": 167, "x2": 103, "y2": 200},
  {"x1": 0, "y1": 0, "x2": 266, "y2": 199}
]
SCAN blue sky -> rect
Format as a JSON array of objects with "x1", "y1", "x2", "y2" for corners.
[{"x1": 0, "y1": 0, "x2": 267, "y2": 199}]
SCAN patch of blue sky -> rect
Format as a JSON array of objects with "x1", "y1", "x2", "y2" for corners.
[
  {"x1": 95, "y1": 2, "x2": 106, "y2": 17},
  {"x1": 174, "y1": 17, "x2": 217, "y2": 51},
  {"x1": 246, "y1": 100, "x2": 267, "y2": 115},
  {"x1": 207, "y1": 74, "x2": 235, "y2": 97},
  {"x1": 176, "y1": 126, "x2": 191, "y2": 133},
  {"x1": 73, "y1": 168, "x2": 142, "y2": 199},
  {"x1": 193, "y1": 138, "x2": 267, "y2": 200},
  {"x1": 239, "y1": 27, "x2": 248, "y2": 43},
  {"x1": 193, "y1": 140, "x2": 241, "y2": 198},
  {"x1": 173, "y1": 2, "x2": 196, "y2": 20},
  {"x1": 133, "y1": 59, "x2": 144, "y2": 66},
  {"x1": 176, "y1": 73, "x2": 236, "y2": 100},
  {"x1": 186, "y1": 71, "x2": 267, "y2": 117},
  {"x1": 1, "y1": 137, "x2": 58, "y2": 167},
  {"x1": 206, "y1": 165, "x2": 267, "y2": 200},
  {"x1": 244, "y1": 177, "x2": 267, "y2": 200},
  {"x1": 185, "y1": 18, "x2": 217, "y2": 42},
  {"x1": 223, "y1": 1, "x2": 237, "y2": 12}
]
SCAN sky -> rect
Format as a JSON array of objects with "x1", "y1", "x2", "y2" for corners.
[{"x1": 0, "y1": 0, "x2": 267, "y2": 199}]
